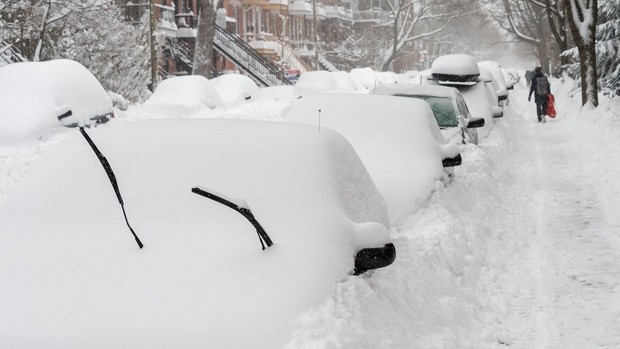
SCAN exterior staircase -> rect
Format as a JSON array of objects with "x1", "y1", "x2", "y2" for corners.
[
  {"x1": 213, "y1": 26, "x2": 291, "y2": 86},
  {"x1": 0, "y1": 40, "x2": 28, "y2": 66}
]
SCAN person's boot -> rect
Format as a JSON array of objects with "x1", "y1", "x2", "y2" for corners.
[{"x1": 538, "y1": 116, "x2": 542, "y2": 122}]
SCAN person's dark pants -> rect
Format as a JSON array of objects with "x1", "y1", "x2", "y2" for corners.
[{"x1": 535, "y1": 94, "x2": 548, "y2": 119}]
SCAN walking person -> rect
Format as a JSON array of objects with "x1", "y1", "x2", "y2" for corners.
[{"x1": 528, "y1": 66, "x2": 551, "y2": 123}]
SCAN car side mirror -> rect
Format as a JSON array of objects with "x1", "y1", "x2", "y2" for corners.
[
  {"x1": 492, "y1": 106, "x2": 504, "y2": 118},
  {"x1": 442, "y1": 154, "x2": 462, "y2": 167},
  {"x1": 467, "y1": 117, "x2": 485, "y2": 129},
  {"x1": 354, "y1": 243, "x2": 396, "y2": 275},
  {"x1": 57, "y1": 108, "x2": 78, "y2": 128}
]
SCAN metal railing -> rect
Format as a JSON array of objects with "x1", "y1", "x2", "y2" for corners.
[
  {"x1": 0, "y1": 40, "x2": 28, "y2": 65},
  {"x1": 213, "y1": 25, "x2": 291, "y2": 86}
]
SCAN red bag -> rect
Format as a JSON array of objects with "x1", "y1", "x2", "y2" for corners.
[{"x1": 547, "y1": 94, "x2": 557, "y2": 118}]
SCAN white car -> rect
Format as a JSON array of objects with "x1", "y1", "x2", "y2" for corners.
[
  {"x1": 0, "y1": 59, "x2": 114, "y2": 144},
  {"x1": 373, "y1": 83, "x2": 485, "y2": 145},
  {"x1": 478, "y1": 60, "x2": 509, "y2": 102},
  {"x1": 479, "y1": 67, "x2": 506, "y2": 117},
  {"x1": 139, "y1": 75, "x2": 224, "y2": 118},
  {"x1": 295, "y1": 70, "x2": 340, "y2": 93},
  {"x1": 283, "y1": 93, "x2": 461, "y2": 225},
  {"x1": 422, "y1": 54, "x2": 501, "y2": 139},
  {"x1": 0, "y1": 118, "x2": 395, "y2": 348}
]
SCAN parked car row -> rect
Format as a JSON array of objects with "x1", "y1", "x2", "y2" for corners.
[{"x1": 0, "y1": 54, "x2": 516, "y2": 346}]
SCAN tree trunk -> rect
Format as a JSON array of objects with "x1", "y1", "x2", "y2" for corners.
[
  {"x1": 149, "y1": 0, "x2": 158, "y2": 91},
  {"x1": 566, "y1": 0, "x2": 598, "y2": 106},
  {"x1": 193, "y1": 0, "x2": 216, "y2": 78},
  {"x1": 33, "y1": 0, "x2": 52, "y2": 61}
]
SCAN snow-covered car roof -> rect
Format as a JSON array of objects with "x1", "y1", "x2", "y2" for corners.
[
  {"x1": 431, "y1": 54, "x2": 480, "y2": 79},
  {"x1": 283, "y1": 93, "x2": 459, "y2": 225},
  {"x1": 295, "y1": 70, "x2": 339, "y2": 93},
  {"x1": 0, "y1": 118, "x2": 392, "y2": 347},
  {"x1": 0, "y1": 59, "x2": 113, "y2": 144},
  {"x1": 139, "y1": 75, "x2": 224, "y2": 118}
]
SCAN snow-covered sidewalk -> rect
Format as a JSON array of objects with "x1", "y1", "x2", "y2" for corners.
[{"x1": 504, "y1": 86, "x2": 620, "y2": 348}]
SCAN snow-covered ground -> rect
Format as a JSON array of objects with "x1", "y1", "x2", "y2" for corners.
[{"x1": 2, "y1": 78, "x2": 620, "y2": 347}]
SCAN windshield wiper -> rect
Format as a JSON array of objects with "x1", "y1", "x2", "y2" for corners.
[
  {"x1": 79, "y1": 127, "x2": 144, "y2": 249},
  {"x1": 191, "y1": 187, "x2": 273, "y2": 250}
]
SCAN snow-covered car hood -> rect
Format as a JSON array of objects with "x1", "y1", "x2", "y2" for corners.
[{"x1": 0, "y1": 118, "x2": 390, "y2": 348}]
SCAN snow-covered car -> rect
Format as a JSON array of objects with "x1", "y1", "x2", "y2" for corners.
[
  {"x1": 424, "y1": 54, "x2": 498, "y2": 139},
  {"x1": 502, "y1": 68, "x2": 519, "y2": 89},
  {"x1": 478, "y1": 60, "x2": 509, "y2": 101},
  {"x1": 330, "y1": 71, "x2": 361, "y2": 92},
  {"x1": 213, "y1": 73, "x2": 260, "y2": 104},
  {"x1": 0, "y1": 59, "x2": 114, "y2": 144},
  {"x1": 349, "y1": 67, "x2": 377, "y2": 91},
  {"x1": 256, "y1": 85, "x2": 302, "y2": 102},
  {"x1": 0, "y1": 118, "x2": 395, "y2": 348},
  {"x1": 479, "y1": 67, "x2": 506, "y2": 118},
  {"x1": 282, "y1": 93, "x2": 461, "y2": 225},
  {"x1": 139, "y1": 75, "x2": 224, "y2": 118},
  {"x1": 374, "y1": 83, "x2": 485, "y2": 145},
  {"x1": 295, "y1": 70, "x2": 339, "y2": 93}
]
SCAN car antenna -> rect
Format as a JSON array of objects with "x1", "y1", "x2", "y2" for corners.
[
  {"x1": 191, "y1": 187, "x2": 273, "y2": 250},
  {"x1": 318, "y1": 109, "x2": 322, "y2": 132},
  {"x1": 79, "y1": 127, "x2": 144, "y2": 249}
]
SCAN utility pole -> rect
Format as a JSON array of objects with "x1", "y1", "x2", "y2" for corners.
[{"x1": 148, "y1": 0, "x2": 158, "y2": 90}]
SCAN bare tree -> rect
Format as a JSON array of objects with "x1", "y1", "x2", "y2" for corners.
[
  {"x1": 482, "y1": 0, "x2": 572, "y2": 73},
  {"x1": 379, "y1": 0, "x2": 462, "y2": 71},
  {"x1": 565, "y1": 0, "x2": 598, "y2": 106}
]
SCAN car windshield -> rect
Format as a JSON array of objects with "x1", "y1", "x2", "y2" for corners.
[{"x1": 397, "y1": 94, "x2": 458, "y2": 128}]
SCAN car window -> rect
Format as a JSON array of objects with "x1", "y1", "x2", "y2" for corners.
[
  {"x1": 398, "y1": 94, "x2": 458, "y2": 128},
  {"x1": 456, "y1": 95, "x2": 470, "y2": 120}
]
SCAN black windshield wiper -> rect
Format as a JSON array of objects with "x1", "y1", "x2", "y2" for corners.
[
  {"x1": 191, "y1": 187, "x2": 273, "y2": 250},
  {"x1": 79, "y1": 127, "x2": 144, "y2": 249}
]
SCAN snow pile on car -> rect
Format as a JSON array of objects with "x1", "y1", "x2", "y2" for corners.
[
  {"x1": 0, "y1": 118, "x2": 390, "y2": 348},
  {"x1": 0, "y1": 59, "x2": 113, "y2": 145},
  {"x1": 431, "y1": 54, "x2": 480, "y2": 79},
  {"x1": 295, "y1": 70, "x2": 340, "y2": 93},
  {"x1": 139, "y1": 75, "x2": 224, "y2": 118},
  {"x1": 213, "y1": 73, "x2": 260, "y2": 107},
  {"x1": 283, "y1": 93, "x2": 456, "y2": 225},
  {"x1": 349, "y1": 67, "x2": 377, "y2": 90}
]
